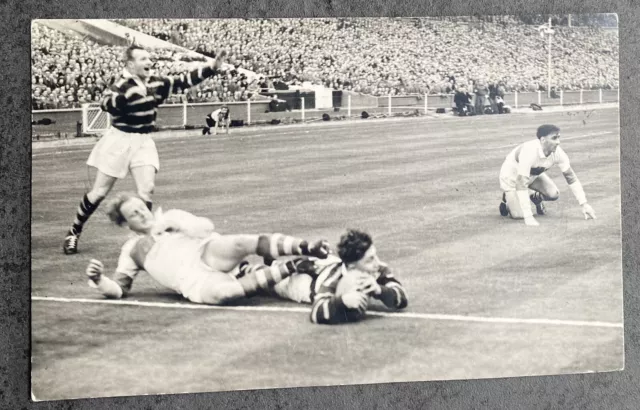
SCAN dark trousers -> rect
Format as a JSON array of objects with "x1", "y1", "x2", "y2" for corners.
[
  {"x1": 475, "y1": 95, "x2": 487, "y2": 114},
  {"x1": 203, "y1": 117, "x2": 217, "y2": 135},
  {"x1": 456, "y1": 102, "x2": 474, "y2": 116}
]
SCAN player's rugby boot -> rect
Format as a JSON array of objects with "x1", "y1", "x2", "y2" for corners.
[
  {"x1": 499, "y1": 193, "x2": 509, "y2": 217},
  {"x1": 63, "y1": 229, "x2": 80, "y2": 255},
  {"x1": 235, "y1": 261, "x2": 250, "y2": 279},
  {"x1": 263, "y1": 255, "x2": 276, "y2": 266},
  {"x1": 530, "y1": 192, "x2": 546, "y2": 216}
]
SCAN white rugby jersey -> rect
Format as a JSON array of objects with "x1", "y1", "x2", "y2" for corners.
[
  {"x1": 502, "y1": 138, "x2": 571, "y2": 181},
  {"x1": 115, "y1": 209, "x2": 216, "y2": 294}
]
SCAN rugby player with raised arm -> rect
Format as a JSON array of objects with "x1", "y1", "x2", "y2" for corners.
[{"x1": 63, "y1": 45, "x2": 228, "y2": 254}]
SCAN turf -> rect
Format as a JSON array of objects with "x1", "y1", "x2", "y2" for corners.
[{"x1": 31, "y1": 108, "x2": 623, "y2": 401}]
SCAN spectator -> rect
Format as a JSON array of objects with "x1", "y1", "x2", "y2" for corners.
[
  {"x1": 453, "y1": 87, "x2": 474, "y2": 116},
  {"x1": 474, "y1": 79, "x2": 489, "y2": 114},
  {"x1": 268, "y1": 94, "x2": 291, "y2": 112}
]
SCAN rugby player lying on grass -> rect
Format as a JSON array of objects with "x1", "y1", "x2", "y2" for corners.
[
  {"x1": 263, "y1": 229, "x2": 408, "y2": 324},
  {"x1": 84, "y1": 192, "x2": 330, "y2": 305}
]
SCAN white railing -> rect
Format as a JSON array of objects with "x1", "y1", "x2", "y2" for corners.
[{"x1": 31, "y1": 88, "x2": 619, "y2": 137}]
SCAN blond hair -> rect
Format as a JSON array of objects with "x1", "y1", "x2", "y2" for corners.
[{"x1": 104, "y1": 192, "x2": 143, "y2": 227}]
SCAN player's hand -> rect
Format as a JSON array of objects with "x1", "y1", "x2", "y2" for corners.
[
  {"x1": 582, "y1": 203, "x2": 596, "y2": 220},
  {"x1": 378, "y1": 262, "x2": 392, "y2": 277},
  {"x1": 524, "y1": 216, "x2": 540, "y2": 226},
  {"x1": 341, "y1": 291, "x2": 369, "y2": 313},
  {"x1": 357, "y1": 274, "x2": 382, "y2": 296},
  {"x1": 307, "y1": 240, "x2": 331, "y2": 259},
  {"x1": 86, "y1": 259, "x2": 104, "y2": 283}
]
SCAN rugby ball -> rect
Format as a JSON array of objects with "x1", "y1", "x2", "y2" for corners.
[
  {"x1": 335, "y1": 269, "x2": 370, "y2": 297},
  {"x1": 335, "y1": 270, "x2": 372, "y2": 321}
]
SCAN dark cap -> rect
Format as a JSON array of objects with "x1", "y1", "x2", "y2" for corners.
[{"x1": 536, "y1": 124, "x2": 560, "y2": 139}]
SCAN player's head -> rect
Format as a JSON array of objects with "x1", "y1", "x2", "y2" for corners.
[
  {"x1": 105, "y1": 192, "x2": 154, "y2": 233},
  {"x1": 536, "y1": 124, "x2": 561, "y2": 155},
  {"x1": 337, "y1": 229, "x2": 380, "y2": 274},
  {"x1": 124, "y1": 45, "x2": 152, "y2": 80}
]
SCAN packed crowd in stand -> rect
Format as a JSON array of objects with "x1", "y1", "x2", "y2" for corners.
[
  {"x1": 31, "y1": 23, "x2": 261, "y2": 110},
  {"x1": 32, "y1": 18, "x2": 618, "y2": 110}
]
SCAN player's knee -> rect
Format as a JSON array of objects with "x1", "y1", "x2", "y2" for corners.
[
  {"x1": 137, "y1": 182, "x2": 155, "y2": 198},
  {"x1": 232, "y1": 235, "x2": 256, "y2": 256},
  {"x1": 88, "y1": 187, "x2": 108, "y2": 202},
  {"x1": 546, "y1": 190, "x2": 559, "y2": 201},
  {"x1": 202, "y1": 283, "x2": 242, "y2": 305}
]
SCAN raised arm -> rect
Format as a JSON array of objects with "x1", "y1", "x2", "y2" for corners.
[{"x1": 156, "y1": 51, "x2": 228, "y2": 100}]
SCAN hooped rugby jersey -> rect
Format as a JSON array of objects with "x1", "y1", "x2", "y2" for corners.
[
  {"x1": 101, "y1": 65, "x2": 219, "y2": 134},
  {"x1": 310, "y1": 256, "x2": 408, "y2": 324}
]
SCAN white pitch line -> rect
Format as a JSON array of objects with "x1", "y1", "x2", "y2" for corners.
[
  {"x1": 32, "y1": 296, "x2": 622, "y2": 329},
  {"x1": 491, "y1": 131, "x2": 613, "y2": 149}
]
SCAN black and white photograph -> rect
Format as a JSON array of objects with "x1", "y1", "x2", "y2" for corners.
[{"x1": 30, "y1": 15, "x2": 622, "y2": 401}]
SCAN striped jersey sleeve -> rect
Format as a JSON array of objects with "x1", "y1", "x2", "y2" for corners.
[
  {"x1": 310, "y1": 263, "x2": 352, "y2": 325},
  {"x1": 100, "y1": 64, "x2": 218, "y2": 134},
  {"x1": 154, "y1": 65, "x2": 218, "y2": 102},
  {"x1": 374, "y1": 263, "x2": 408, "y2": 310},
  {"x1": 99, "y1": 75, "x2": 130, "y2": 116}
]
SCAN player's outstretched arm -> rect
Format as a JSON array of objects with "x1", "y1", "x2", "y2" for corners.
[
  {"x1": 562, "y1": 167, "x2": 596, "y2": 220},
  {"x1": 159, "y1": 50, "x2": 228, "y2": 98},
  {"x1": 86, "y1": 259, "x2": 133, "y2": 299}
]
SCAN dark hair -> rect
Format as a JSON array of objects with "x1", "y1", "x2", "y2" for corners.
[
  {"x1": 536, "y1": 124, "x2": 560, "y2": 139},
  {"x1": 337, "y1": 229, "x2": 373, "y2": 264},
  {"x1": 124, "y1": 45, "x2": 146, "y2": 62},
  {"x1": 104, "y1": 192, "x2": 143, "y2": 226}
]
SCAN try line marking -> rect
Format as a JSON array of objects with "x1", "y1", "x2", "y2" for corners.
[{"x1": 32, "y1": 295, "x2": 622, "y2": 329}]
